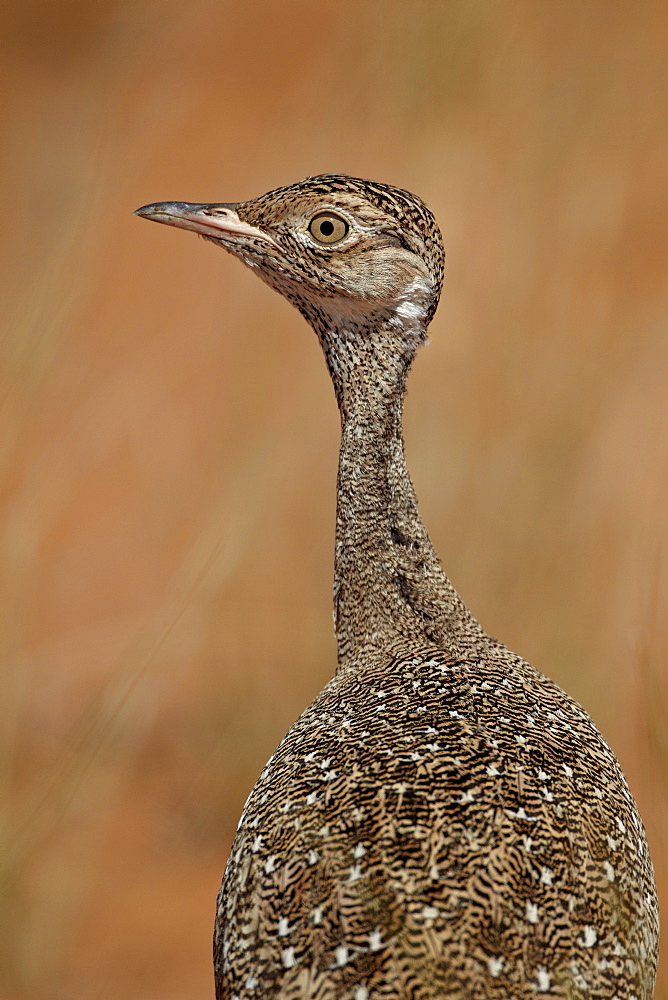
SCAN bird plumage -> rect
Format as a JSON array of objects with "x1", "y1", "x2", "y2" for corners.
[{"x1": 135, "y1": 175, "x2": 658, "y2": 1000}]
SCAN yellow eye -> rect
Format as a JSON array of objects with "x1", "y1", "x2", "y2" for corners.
[{"x1": 308, "y1": 212, "x2": 349, "y2": 245}]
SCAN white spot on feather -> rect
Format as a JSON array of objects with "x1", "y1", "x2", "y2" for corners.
[
  {"x1": 536, "y1": 967, "x2": 550, "y2": 991},
  {"x1": 281, "y1": 947, "x2": 296, "y2": 969},
  {"x1": 369, "y1": 929, "x2": 382, "y2": 951},
  {"x1": 335, "y1": 945, "x2": 348, "y2": 966},
  {"x1": 581, "y1": 926, "x2": 597, "y2": 948},
  {"x1": 488, "y1": 956, "x2": 504, "y2": 977}
]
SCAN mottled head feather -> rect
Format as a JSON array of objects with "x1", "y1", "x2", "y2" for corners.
[{"x1": 232, "y1": 174, "x2": 445, "y2": 327}]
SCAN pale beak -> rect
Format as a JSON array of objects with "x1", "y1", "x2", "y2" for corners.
[{"x1": 133, "y1": 201, "x2": 279, "y2": 248}]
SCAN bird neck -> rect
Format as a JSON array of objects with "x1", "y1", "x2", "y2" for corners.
[{"x1": 318, "y1": 314, "x2": 484, "y2": 671}]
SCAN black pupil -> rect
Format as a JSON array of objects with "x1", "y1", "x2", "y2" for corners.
[{"x1": 319, "y1": 220, "x2": 335, "y2": 236}]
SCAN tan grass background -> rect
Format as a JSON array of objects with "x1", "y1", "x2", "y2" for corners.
[{"x1": 1, "y1": 1, "x2": 667, "y2": 997}]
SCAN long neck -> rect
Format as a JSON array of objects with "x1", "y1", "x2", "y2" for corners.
[{"x1": 318, "y1": 314, "x2": 484, "y2": 670}]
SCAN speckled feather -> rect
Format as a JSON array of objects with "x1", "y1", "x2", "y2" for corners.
[{"x1": 136, "y1": 176, "x2": 658, "y2": 1000}]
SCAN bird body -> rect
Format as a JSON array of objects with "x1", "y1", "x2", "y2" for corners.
[{"x1": 135, "y1": 176, "x2": 658, "y2": 1000}]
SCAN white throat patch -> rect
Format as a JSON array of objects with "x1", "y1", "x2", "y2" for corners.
[{"x1": 391, "y1": 277, "x2": 432, "y2": 347}]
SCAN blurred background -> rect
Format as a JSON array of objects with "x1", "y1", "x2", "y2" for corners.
[{"x1": 1, "y1": 1, "x2": 666, "y2": 997}]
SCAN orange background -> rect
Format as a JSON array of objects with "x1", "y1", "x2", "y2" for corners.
[{"x1": 1, "y1": 2, "x2": 666, "y2": 998}]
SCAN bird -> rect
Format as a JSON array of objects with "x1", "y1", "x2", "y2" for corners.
[{"x1": 135, "y1": 176, "x2": 658, "y2": 1000}]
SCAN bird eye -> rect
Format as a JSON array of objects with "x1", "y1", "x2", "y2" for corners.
[{"x1": 308, "y1": 212, "x2": 349, "y2": 245}]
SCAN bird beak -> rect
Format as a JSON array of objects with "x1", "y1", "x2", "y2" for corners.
[{"x1": 133, "y1": 201, "x2": 279, "y2": 248}]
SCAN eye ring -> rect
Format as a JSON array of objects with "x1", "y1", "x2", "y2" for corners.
[{"x1": 308, "y1": 212, "x2": 349, "y2": 245}]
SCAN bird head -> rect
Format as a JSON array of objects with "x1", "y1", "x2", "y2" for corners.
[{"x1": 135, "y1": 175, "x2": 444, "y2": 350}]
